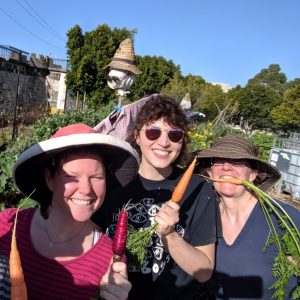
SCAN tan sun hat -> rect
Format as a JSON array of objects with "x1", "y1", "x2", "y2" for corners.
[
  {"x1": 196, "y1": 135, "x2": 281, "y2": 192},
  {"x1": 103, "y1": 38, "x2": 142, "y2": 75},
  {"x1": 12, "y1": 123, "x2": 140, "y2": 203}
]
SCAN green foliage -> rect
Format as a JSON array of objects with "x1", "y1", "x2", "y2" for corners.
[
  {"x1": 238, "y1": 85, "x2": 281, "y2": 130},
  {"x1": 18, "y1": 197, "x2": 39, "y2": 209},
  {"x1": 189, "y1": 120, "x2": 245, "y2": 153},
  {"x1": 0, "y1": 134, "x2": 37, "y2": 206},
  {"x1": 131, "y1": 55, "x2": 180, "y2": 99},
  {"x1": 31, "y1": 108, "x2": 108, "y2": 141},
  {"x1": 193, "y1": 84, "x2": 229, "y2": 120},
  {"x1": 247, "y1": 64, "x2": 287, "y2": 94},
  {"x1": 189, "y1": 122, "x2": 216, "y2": 152},
  {"x1": 126, "y1": 224, "x2": 157, "y2": 266},
  {"x1": 161, "y1": 73, "x2": 206, "y2": 102},
  {"x1": 271, "y1": 83, "x2": 300, "y2": 132},
  {"x1": 242, "y1": 182, "x2": 300, "y2": 300},
  {"x1": 250, "y1": 132, "x2": 274, "y2": 161}
]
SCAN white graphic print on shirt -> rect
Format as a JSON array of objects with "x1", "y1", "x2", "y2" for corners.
[{"x1": 108, "y1": 197, "x2": 184, "y2": 280}]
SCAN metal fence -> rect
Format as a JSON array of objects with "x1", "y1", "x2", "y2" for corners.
[{"x1": 270, "y1": 133, "x2": 300, "y2": 200}]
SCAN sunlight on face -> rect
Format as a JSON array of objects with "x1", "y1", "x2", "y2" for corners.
[
  {"x1": 208, "y1": 159, "x2": 258, "y2": 199},
  {"x1": 135, "y1": 118, "x2": 183, "y2": 177},
  {"x1": 46, "y1": 152, "x2": 106, "y2": 222}
]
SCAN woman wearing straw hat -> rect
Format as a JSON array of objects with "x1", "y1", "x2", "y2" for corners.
[
  {"x1": 93, "y1": 95, "x2": 219, "y2": 300},
  {"x1": 0, "y1": 123, "x2": 140, "y2": 299},
  {"x1": 197, "y1": 135, "x2": 300, "y2": 299}
]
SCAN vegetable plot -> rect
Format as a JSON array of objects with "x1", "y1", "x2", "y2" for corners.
[
  {"x1": 126, "y1": 157, "x2": 197, "y2": 265},
  {"x1": 208, "y1": 177, "x2": 300, "y2": 300}
]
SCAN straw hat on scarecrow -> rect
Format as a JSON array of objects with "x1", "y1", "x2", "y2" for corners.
[
  {"x1": 103, "y1": 38, "x2": 142, "y2": 75},
  {"x1": 13, "y1": 123, "x2": 140, "y2": 203},
  {"x1": 196, "y1": 135, "x2": 281, "y2": 192}
]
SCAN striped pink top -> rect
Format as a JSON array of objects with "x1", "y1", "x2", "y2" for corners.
[{"x1": 0, "y1": 208, "x2": 113, "y2": 300}]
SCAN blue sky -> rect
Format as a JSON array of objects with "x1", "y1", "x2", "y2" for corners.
[{"x1": 1, "y1": 0, "x2": 299, "y2": 87}]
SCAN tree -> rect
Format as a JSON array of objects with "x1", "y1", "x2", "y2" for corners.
[
  {"x1": 247, "y1": 64, "x2": 287, "y2": 94},
  {"x1": 193, "y1": 84, "x2": 228, "y2": 120},
  {"x1": 130, "y1": 55, "x2": 180, "y2": 99},
  {"x1": 271, "y1": 83, "x2": 300, "y2": 132},
  {"x1": 161, "y1": 73, "x2": 206, "y2": 103},
  {"x1": 66, "y1": 25, "x2": 85, "y2": 96},
  {"x1": 238, "y1": 85, "x2": 281, "y2": 131}
]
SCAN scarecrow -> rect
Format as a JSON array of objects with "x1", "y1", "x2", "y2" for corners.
[
  {"x1": 103, "y1": 38, "x2": 142, "y2": 109},
  {"x1": 94, "y1": 38, "x2": 155, "y2": 140}
]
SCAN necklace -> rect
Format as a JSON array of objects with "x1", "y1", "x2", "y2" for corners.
[{"x1": 43, "y1": 219, "x2": 86, "y2": 248}]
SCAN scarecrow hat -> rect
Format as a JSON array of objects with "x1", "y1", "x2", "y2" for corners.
[
  {"x1": 103, "y1": 38, "x2": 142, "y2": 75},
  {"x1": 196, "y1": 135, "x2": 281, "y2": 191},
  {"x1": 12, "y1": 123, "x2": 140, "y2": 203}
]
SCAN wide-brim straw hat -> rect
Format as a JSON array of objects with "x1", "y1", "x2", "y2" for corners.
[
  {"x1": 103, "y1": 38, "x2": 142, "y2": 75},
  {"x1": 12, "y1": 123, "x2": 140, "y2": 203},
  {"x1": 196, "y1": 135, "x2": 281, "y2": 192}
]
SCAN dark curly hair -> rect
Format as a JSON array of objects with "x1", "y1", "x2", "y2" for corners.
[{"x1": 126, "y1": 94, "x2": 191, "y2": 166}]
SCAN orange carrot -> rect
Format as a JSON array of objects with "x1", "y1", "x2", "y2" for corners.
[
  {"x1": 10, "y1": 208, "x2": 27, "y2": 300},
  {"x1": 210, "y1": 177, "x2": 244, "y2": 185},
  {"x1": 171, "y1": 157, "x2": 197, "y2": 203}
]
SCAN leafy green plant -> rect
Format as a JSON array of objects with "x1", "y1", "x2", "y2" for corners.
[
  {"x1": 189, "y1": 120, "x2": 245, "y2": 153},
  {"x1": 189, "y1": 122, "x2": 215, "y2": 152},
  {"x1": 251, "y1": 132, "x2": 275, "y2": 161}
]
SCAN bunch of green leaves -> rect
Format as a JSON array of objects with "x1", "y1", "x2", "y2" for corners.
[{"x1": 126, "y1": 224, "x2": 157, "y2": 265}]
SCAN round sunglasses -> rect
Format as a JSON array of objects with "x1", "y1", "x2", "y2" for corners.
[{"x1": 142, "y1": 127, "x2": 184, "y2": 143}]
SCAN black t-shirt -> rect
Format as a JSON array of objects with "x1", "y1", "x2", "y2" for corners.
[{"x1": 93, "y1": 166, "x2": 219, "y2": 300}]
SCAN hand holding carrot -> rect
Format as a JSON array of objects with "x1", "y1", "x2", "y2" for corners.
[
  {"x1": 99, "y1": 260, "x2": 131, "y2": 300},
  {"x1": 155, "y1": 201, "x2": 180, "y2": 239},
  {"x1": 155, "y1": 157, "x2": 196, "y2": 240}
]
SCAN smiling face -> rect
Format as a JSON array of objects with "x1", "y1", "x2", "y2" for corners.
[
  {"x1": 45, "y1": 152, "x2": 106, "y2": 222},
  {"x1": 136, "y1": 118, "x2": 183, "y2": 179},
  {"x1": 207, "y1": 159, "x2": 258, "y2": 199}
]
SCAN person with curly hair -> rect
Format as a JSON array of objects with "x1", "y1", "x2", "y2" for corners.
[{"x1": 93, "y1": 95, "x2": 219, "y2": 300}]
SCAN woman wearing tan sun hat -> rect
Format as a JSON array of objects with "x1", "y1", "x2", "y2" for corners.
[{"x1": 196, "y1": 135, "x2": 300, "y2": 299}]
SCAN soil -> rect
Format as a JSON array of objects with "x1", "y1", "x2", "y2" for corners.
[{"x1": 269, "y1": 191, "x2": 300, "y2": 211}]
